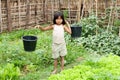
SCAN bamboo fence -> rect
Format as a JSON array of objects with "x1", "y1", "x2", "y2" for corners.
[{"x1": 0, "y1": 0, "x2": 120, "y2": 32}]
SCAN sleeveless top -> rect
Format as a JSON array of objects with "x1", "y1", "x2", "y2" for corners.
[{"x1": 52, "y1": 24, "x2": 65, "y2": 44}]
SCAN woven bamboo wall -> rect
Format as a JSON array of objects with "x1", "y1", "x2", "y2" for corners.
[{"x1": 0, "y1": 0, "x2": 120, "y2": 32}]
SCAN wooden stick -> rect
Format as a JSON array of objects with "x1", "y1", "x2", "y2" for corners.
[
  {"x1": 35, "y1": 0, "x2": 37, "y2": 25},
  {"x1": 77, "y1": 0, "x2": 81, "y2": 22},
  {"x1": 95, "y1": 0, "x2": 98, "y2": 18},
  {"x1": 18, "y1": 0, "x2": 21, "y2": 28},
  {"x1": 6, "y1": 0, "x2": 12, "y2": 32},
  {"x1": 51, "y1": 0, "x2": 54, "y2": 22},
  {"x1": 26, "y1": 0, "x2": 30, "y2": 28},
  {"x1": 115, "y1": 0, "x2": 120, "y2": 36},
  {"x1": 0, "y1": 0, "x2": 2, "y2": 33},
  {"x1": 43, "y1": 0, "x2": 46, "y2": 22},
  {"x1": 68, "y1": 0, "x2": 71, "y2": 23},
  {"x1": 95, "y1": 0, "x2": 98, "y2": 35},
  {"x1": 81, "y1": 0, "x2": 85, "y2": 20},
  {"x1": 107, "y1": 0, "x2": 114, "y2": 32}
]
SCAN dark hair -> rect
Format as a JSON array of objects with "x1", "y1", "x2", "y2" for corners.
[{"x1": 53, "y1": 11, "x2": 66, "y2": 25}]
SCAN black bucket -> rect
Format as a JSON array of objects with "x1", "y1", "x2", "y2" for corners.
[
  {"x1": 22, "y1": 36, "x2": 37, "y2": 51},
  {"x1": 71, "y1": 25, "x2": 82, "y2": 38}
]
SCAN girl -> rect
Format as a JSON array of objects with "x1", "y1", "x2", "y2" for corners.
[{"x1": 35, "y1": 11, "x2": 72, "y2": 74}]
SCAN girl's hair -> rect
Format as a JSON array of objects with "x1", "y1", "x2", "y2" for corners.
[{"x1": 53, "y1": 11, "x2": 66, "y2": 25}]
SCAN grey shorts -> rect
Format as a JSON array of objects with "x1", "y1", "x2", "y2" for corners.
[{"x1": 52, "y1": 43, "x2": 67, "y2": 59}]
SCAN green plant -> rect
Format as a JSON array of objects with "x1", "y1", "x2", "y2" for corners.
[
  {"x1": 48, "y1": 54, "x2": 120, "y2": 80},
  {"x1": 76, "y1": 14, "x2": 104, "y2": 37},
  {"x1": 63, "y1": 10, "x2": 68, "y2": 19},
  {"x1": 65, "y1": 40, "x2": 87, "y2": 64},
  {"x1": 113, "y1": 19, "x2": 120, "y2": 36},
  {"x1": 76, "y1": 31, "x2": 120, "y2": 55},
  {"x1": 114, "y1": 19, "x2": 120, "y2": 26},
  {"x1": 0, "y1": 63, "x2": 20, "y2": 80},
  {"x1": 0, "y1": 28, "x2": 88, "y2": 79}
]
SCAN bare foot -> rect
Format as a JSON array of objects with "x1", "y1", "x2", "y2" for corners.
[
  {"x1": 51, "y1": 69, "x2": 57, "y2": 74},
  {"x1": 60, "y1": 68, "x2": 64, "y2": 72}
]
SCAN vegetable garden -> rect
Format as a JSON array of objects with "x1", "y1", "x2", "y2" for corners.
[{"x1": 0, "y1": 0, "x2": 120, "y2": 80}]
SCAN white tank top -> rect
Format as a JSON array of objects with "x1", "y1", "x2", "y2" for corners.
[{"x1": 53, "y1": 24, "x2": 65, "y2": 44}]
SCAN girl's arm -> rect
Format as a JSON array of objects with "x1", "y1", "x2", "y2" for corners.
[
  {"x1": 64, "y1": 21, "x2": 72, "y2": 34},
  {"x1": 35, "y1": 24, "x2": 53, "y2": 31}
]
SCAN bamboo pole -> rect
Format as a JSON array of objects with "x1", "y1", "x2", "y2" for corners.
[
  {"x1": 89, "y1": 0, "x2": 93, "y2": 14},
  {"x1": 26, "y1": 0, "x2": 30, "y2": 28},
  {"x1": 68, "y1": 0, "x2": 70, "y2": 22},
  {"x1": 51, "y1": 0, "x2": 54, "y2": 22},
  {"x1": 114, "y1": 0, "x2": 120, "y2": 36},
  {"x1": 111, "y1": 1, "x2": 116, "y2": 31},
  {"x1": 117, "y1": 0, "x2": 120, "y2": 37},
  {"x1": 105, "y1": 0, "x2": 108, "y2": 16},
  {"x1": 81, "y1": 0, "x2": 85, "y2": 20},
  {"x1": 59, "y1": 0, "x2": 61, "y2": 10},
  {"x1": 6, "y1": 0, "x2": 12, "y2": 32},
  {"x1": 116, "y1": 0, "x2": 120, "y2": 37},
  {"x1": 107, "y1": 0, "x2": 114, "y2": 32},
  {"x1": 105, "y1": 0, "x2": 108, "y2": 8},
  {"x1": 95, "y1": 0, "x2": 98, "y2": 18},
  {"x1": 0, "y1": 0, "x2": 2, "y2": 33},
  {"x1": 95, "y1": 0, "x2": 98, "y2": 35},
  {"x1": 45, "y1": 0, "x2": 48, "y2": 22},
  {"x1": 18, "y1": 0, "x2": 21, "y2": 28},
  {"x1": 77, "y1": 0, "x2": 82, "y2": 22},
  {"x1": 43, "y1": 0, "x2": 46, "y2": 22},
  {"x1": 35, "y1": 0, "x2": 37, "y2": 25}
]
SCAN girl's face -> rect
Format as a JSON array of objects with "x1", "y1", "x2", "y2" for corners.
[{"x1": 55, "y1": 16, "x2": 63, "y2": 25}]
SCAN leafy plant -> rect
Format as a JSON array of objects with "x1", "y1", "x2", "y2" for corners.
[
  {"x1": 63, "y1": 10, "x2": 68, "y2": 19},
  {"x1": 0, "y1": 63, "x2": 20, "y2": 80},
  {"x1": 75, "y1": 14, "x2": 104, "y2": 37},
  {"x1": 48, "y1": 54, "x2": 120, "y2": 80},
  {"x1": 114, "y1": 19, "x2": 120, "y2": 26},
  {"x1": 76, "y1": 31, "x2": 120, "y2": 55}
]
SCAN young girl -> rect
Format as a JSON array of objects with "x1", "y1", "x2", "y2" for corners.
[{"x1": 35, "y1": 11, "x2": 72, "y2": 74}]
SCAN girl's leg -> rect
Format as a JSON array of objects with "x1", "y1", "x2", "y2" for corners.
[
  {"x1": 52, "y1": 59, "x2": 58, "y2": 74},
  {"x1": 60, "y1": 56, "x2": 64, "y2": 71}
]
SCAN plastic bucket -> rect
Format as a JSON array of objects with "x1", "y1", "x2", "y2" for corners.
[
  {"x1": 22, "y1": 36, "x2": 37, "y2": 51},
  {"x1": 71, "y1": 26, "x2": 82, "y2": 38}
]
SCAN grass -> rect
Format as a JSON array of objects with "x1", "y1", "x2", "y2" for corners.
[
  {"x1": 0, "y1": 28, "x2": 90, "y2": 80},
  {"x1": 1, "y1": 24, "x2": 119, "y2": 79},
  {"x1": 19, "y1": 57, "x2": 85, "y2": 80}
]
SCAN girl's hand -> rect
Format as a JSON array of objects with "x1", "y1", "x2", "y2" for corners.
[
  {"x1": 65, "y1": 20, "x2": 70, "y2": 28},
  {"x1": 34, "y1": 25, "x2": 53, "y2": 31},
  {"x1": 34, "y1": 25, "x2": 44, "y2": 31},
  {"x1": 64, "y1": 20, "x2": 72, "y2": 34},
  {"x1": 34, "y1": 25, "x2": 40, "y2": 29},
  {"x1": 65, "y1": 20, "x2": 68, "y2": 25},
  {"x1": 65, "y1": 20, "x2": 70, "y2": 27}
]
